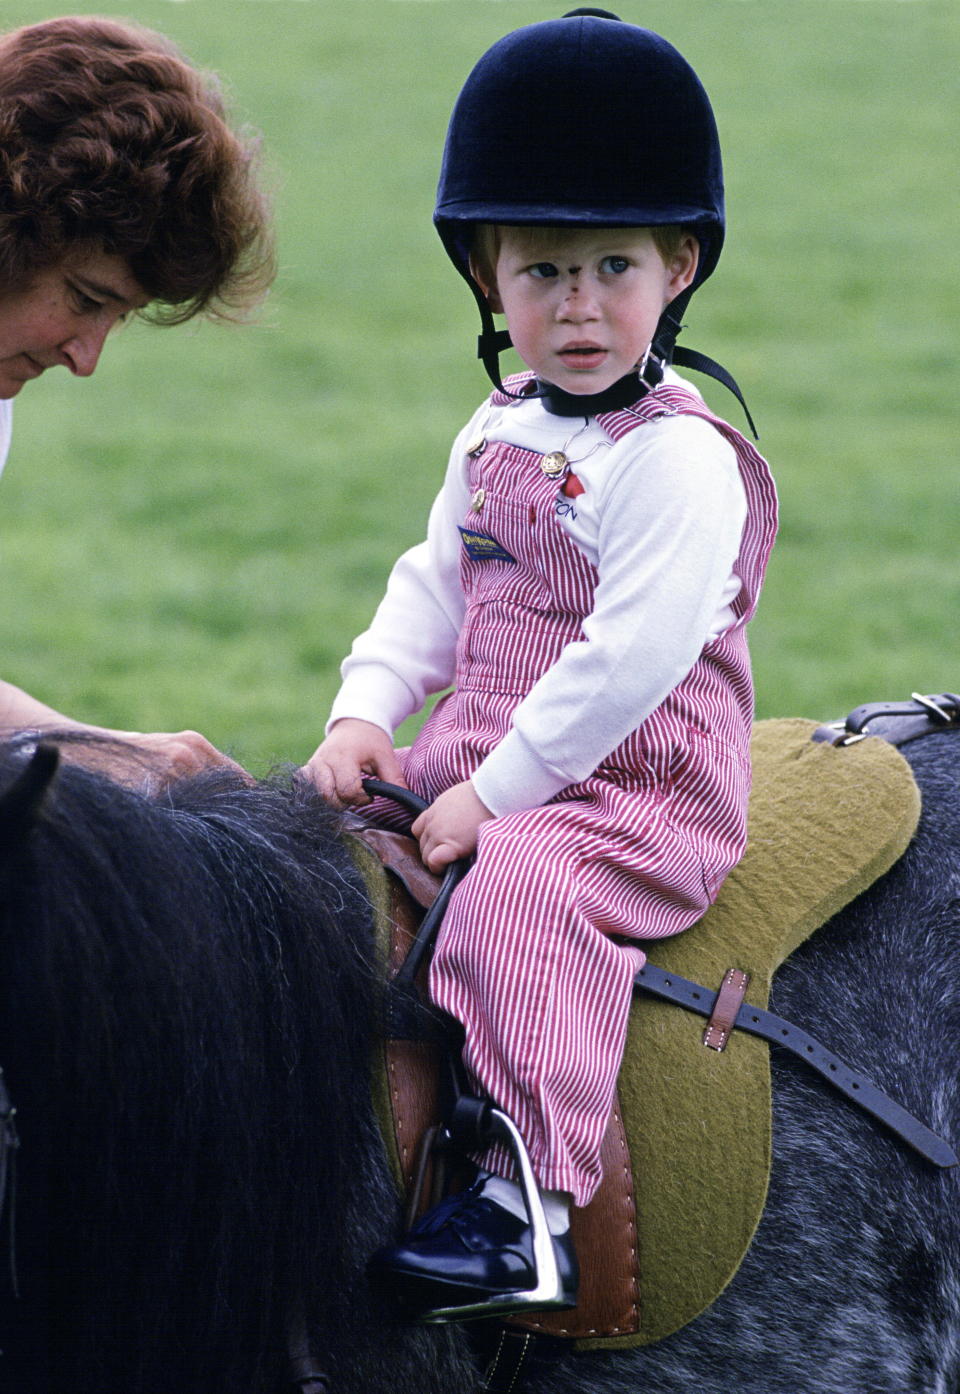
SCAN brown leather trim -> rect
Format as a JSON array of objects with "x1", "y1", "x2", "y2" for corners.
[
  {"x1": 702, "y1": 967, "x2": 750, "y2": 1051},
  {"x1": 508, "y1": 1099, "x2": 641, "y2": 1339},
  {"x1": 346, "y1": 819, "x2": 442, "y2": 911},
  {"x1": 382, "y1": 878, "x2": 441, "y2": 1193}
]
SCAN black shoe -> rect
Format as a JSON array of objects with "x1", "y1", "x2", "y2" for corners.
[{"x1": 370, "y1": 1180, "x2": 579, "y2": 1318}]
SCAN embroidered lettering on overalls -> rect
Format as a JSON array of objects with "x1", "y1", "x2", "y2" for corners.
[
  {"x1": 555, "y1": 473, "x2": 584, "y2": 522},
  {"x1": 458, "y1": 526, "x2": 518, "y2": 563}
]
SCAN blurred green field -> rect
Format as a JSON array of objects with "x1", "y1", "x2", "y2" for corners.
[{"x1": 0, "y1": 0, "x2": 956, "y2": 774}]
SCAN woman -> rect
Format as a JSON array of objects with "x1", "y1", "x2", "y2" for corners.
[{"x1": 0, "y1": 14, "x2": 274, "y2": 777}]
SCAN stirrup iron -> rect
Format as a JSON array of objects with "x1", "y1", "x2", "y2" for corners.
[{"x1": 416, "y1": 1100, "x2": 568, "y2": 1323}]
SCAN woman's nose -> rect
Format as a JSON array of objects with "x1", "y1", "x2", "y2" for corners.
[{"x1": 60, "y1": 320, "x2": 112, "y2": 377}]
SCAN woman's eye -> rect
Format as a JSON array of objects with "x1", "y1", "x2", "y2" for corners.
[
  {"x1": 600, "y1": 255, "x2": 630, "y2": 274},
  {"x1": 69, "y1": 286, "x2": 105, "y2": 314},
  {"x1": 529, "y1": 262, "x2": 559, "y2": 279}
]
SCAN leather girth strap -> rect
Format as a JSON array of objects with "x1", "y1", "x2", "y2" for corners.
[
  {"x1": 635, "y1": 962, "x2": 957, "y2": 1169},
  {"x1": 471, "y1": 1327, "x2": 565, "y2": 1393}
]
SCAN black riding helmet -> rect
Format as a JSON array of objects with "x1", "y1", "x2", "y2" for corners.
[{"x1": 434, "y1": 8, "x2": 755, "y2": 430}]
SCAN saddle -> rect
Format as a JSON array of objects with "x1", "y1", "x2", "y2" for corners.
[{"x1": 350, "y1": 716, "x2": 929, "y2": 1350}]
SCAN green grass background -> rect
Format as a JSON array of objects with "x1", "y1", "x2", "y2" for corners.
[{"x1": 0, "y1": 0, "x2": 956, "y2": 774}]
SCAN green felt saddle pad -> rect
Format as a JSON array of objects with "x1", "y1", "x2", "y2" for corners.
[
  {"x1": 608, "y1": 718, "x2": 921, "y2": 1349},
  {"x1": 356, "y1": 719, "x2": 920, "y2": 1350}
]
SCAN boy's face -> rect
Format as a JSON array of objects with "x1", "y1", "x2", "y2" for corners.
[{"x1": 480, "y1": 227, "x2": 697, "y2": 396}]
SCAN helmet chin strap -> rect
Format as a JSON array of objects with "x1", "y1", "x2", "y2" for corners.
[
  {"x1": 471, "y1": 274, "x2": 534, "y2": 401},
  {"x1": 474, "y1": 279, "x2": 758, "y2": 437},
  {"x1": 534, "y1": 372, "x2": 658, "y2": 419},
  {"x1": 652, "y1": 286, "x2": 759, "y2": 437}
]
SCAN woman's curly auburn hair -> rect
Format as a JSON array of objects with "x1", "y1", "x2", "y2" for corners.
[{"x1": 0, "y1": 15, "x2": 275, "y2": 321}]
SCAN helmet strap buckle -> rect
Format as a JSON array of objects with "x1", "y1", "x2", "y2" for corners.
[{"x1": 637, "y1": 341, "x2": 667, "y2": 391}]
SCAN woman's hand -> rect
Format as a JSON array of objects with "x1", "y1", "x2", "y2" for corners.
[
  {"x1": 69, "y1": 727, "x2": 250, "y2": 790},
  {"x1": 300, "y1": 718, "x2": 406, "y2": 808},
  {"x1": 0, "y1": 683, "x2": 246, "y2": 787},
  {"x1": 411, "y1": 779, "x2": 493, "y2": 873},
  {"x1": 120, "y1": 728, "x2": 247, "y2": 782}
]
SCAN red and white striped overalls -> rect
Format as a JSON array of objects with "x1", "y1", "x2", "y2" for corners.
[{"x1": 386, "y1": 382, "x2": 777, "y2": 1206}]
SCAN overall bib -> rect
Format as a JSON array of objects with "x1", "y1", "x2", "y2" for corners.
[{"x1": 388, "y1": 382, "x2": 777, "y2": 1205}]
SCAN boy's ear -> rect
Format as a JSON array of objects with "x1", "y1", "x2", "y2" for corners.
[
  {"x1": 469, "y1": 254, "x2": 503, "y2": 314},
  {"x1": 669, "y1": 235, "x2": 699, "y2": 296}
]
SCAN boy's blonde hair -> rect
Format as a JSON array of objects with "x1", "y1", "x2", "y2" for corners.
[{"x1": 470, "y1": 223, "x2": 691, "y2": 293}]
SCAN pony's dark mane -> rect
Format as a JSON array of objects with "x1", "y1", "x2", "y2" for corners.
[{"x1": 0, "y1": 743, "x2": 389, "y2": 1391}]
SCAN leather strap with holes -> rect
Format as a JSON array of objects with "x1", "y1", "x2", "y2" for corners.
[{"x1": 634, "y1": 963, "x2": 958, "y2": 1169}]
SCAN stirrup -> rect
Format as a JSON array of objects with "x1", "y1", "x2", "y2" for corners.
[{"x1": 413, "y1": 1097, "x2": 568, "y2": 1323}]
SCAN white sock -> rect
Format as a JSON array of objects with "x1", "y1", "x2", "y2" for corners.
[{"x1": 480, "y1": 1174, "x2": 572, "y2": 1235}]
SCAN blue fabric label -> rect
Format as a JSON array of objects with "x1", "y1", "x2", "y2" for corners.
[{"x1": 458, "y1": 526, "x2": 517, "y2": 564}]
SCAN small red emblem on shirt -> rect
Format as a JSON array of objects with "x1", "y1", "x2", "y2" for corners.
[{"x1": 562, "y1": 472, "x2": 585, "y2": 498}]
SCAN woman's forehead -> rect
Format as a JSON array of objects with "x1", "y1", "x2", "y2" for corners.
[{"x1": 62, "y1": 249, "x2": 150, "y2": 309}]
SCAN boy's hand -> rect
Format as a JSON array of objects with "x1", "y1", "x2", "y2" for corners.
[
  {"x1": 300, "y1": 718, "x2": 406, "y2": 808},
  {"x1": 412, "y1": 779, "x2": 493, "y2": 873}
]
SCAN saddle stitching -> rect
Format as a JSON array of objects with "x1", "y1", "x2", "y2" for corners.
[
  {"x1": 515, "y1": 1104, "x2": 640, "y2": 1338},
  {"x1": 387, "y1": 1052, "x2": 412, "y2": 1170},
  {"x1": 481, "y1": 1328, "x2": 538, "y2": 1394}
]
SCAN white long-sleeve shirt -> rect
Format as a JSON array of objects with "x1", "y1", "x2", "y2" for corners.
[
  {"x1": 329, "y1": 373, "x2": 748, "y2": 816},
  {"x1": 0, "y1": 399, "x2": 11, "y2": 477}
]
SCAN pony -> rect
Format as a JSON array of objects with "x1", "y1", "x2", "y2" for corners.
[{"x1": 0, "y1": 727, "x2": 957, "y2": 1393}]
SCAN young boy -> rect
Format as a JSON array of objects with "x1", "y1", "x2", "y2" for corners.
[{"x1": 303, "y1": 10, "x2": 777, "y2": 1317}]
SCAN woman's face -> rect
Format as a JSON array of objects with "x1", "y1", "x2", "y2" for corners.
[{"x1": 0, "y1": 250, "x2": 148, "y2": 399}]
